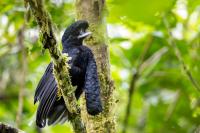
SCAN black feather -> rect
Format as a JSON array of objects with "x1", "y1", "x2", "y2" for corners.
[
  {"x1": 47, "y1": 98, "x2": 68, "y2": 125},
  {"x1": 84, "y1": 50, "x2": 102, "y2": 115},
  {"x1": 34, "y1": 63, "x2": 53, "y2": 104},
  {"x1": 34, "y1": 20, "x2": 102, "y2": 128}
]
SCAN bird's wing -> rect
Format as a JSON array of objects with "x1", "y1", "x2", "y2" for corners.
[
  {"x1": 47, "y1": 98, "x2": 68, "y2": 126},
  {"x1": 84, "y1": 50, "x2": 102, "y2": 115},
  {"x1": 34, "y1": 63, "x2": 58, "y2": 127},
  {"x1": 34, "y1": 63, "x2": 54, "y2": 103}
]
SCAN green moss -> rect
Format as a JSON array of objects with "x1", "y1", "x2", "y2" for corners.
[
  {"x1": 87, "y1": 24, "x2": 103, "y2": 44},
  {"x1": 27, "y1": 0, "x2": 86, "y2": 132}
]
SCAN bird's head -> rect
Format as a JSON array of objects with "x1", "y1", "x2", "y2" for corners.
[{"x1": 62, "y1": 20, "x2": 91, "y2": 44}]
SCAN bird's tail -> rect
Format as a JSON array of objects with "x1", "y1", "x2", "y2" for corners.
[
  {"x1": 47, "y1": 98, "x2": 69, "y2": 126},
  {"x1": 36, "y1": 95, "x2": 69, "y2": 128}
]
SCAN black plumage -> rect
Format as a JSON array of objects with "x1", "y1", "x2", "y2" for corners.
[{"x1": 34, "y1": 20, "x2": 102, "y2": 128}]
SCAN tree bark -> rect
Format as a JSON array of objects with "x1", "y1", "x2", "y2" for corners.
[
  {"x1": 25, "y1": 0, "x2": 86, "y2": 132},
  {"x1": 75, "y1": 0, "x2": 116, "y2": 132}
]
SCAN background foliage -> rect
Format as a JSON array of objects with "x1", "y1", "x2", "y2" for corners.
[{"x1": 0, "y1": 0, "x2": 200, "y2": 132}]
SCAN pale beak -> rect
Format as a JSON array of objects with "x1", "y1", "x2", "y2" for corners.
[{"x1": 77, "y1": 31, "x2": 92, "y2": 39}]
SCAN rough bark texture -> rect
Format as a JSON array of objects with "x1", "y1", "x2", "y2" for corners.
[
  {"x1": 25, "y1": 0, "x2": 86, "y2": 132},
  {"x1": 75, "y1": 0, "x2": 116, "y2": 132}
]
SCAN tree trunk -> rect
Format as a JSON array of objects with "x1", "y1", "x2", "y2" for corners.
[
  {"x1": 25, "y1": 0, "x2": 86, "y2": 132},
  {"x1": 75, "y1": 0, "x2": 116, "y2": 132}
]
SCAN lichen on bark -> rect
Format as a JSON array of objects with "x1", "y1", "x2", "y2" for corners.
[
  {"x1": 25, "y1": 0, "x2": 86, "y2": 132},
  {"x1": 75, "y1": 0, "x2": 116, "y2": 132}
]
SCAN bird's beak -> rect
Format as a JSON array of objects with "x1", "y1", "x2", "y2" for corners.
[{"x1": 78, "y1": 31, "x2": 92, "y2": 39}]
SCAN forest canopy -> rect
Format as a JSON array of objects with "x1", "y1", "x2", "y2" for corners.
[{"x1": 1, "y1": 0, "x2": 200, "y2": 133}]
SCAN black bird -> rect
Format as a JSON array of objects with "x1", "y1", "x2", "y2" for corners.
[{"x1": 34, "y1": 20, "x2": 102, "y2": 128}]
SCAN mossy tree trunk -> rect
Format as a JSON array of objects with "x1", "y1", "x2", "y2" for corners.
[
  {"x1": 75, "y1": 0, "x2": 116, "y2": 132},
  {"x1": 25, "y1": 0, "x2": 86, "y2": 132},
  {"x1": 26, "y1": 0, "x2": 115, "y2": 132}
]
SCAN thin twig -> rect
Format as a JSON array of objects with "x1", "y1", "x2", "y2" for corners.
[
  {"x1": 163, "y1": 16, "x2": 200, "y2": 92},
  {"x1": 140, "y1": 47, "x2": 168, "y2": 75},
  {"x1": 122, "y1": 36, "x2": 153, "y2": 133},
  {"x1": 16, "y1": 25, "x2": 26, "y2": 128}
]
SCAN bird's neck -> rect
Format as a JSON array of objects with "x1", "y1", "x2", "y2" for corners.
[{"x1": 62, "y1": 38, "x2": 83, "y2": 49}]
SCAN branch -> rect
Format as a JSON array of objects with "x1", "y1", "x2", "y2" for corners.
[
  {"x1": 16, "y1": 25, "x2": 26, "y2": 128},
  {"x1": 163, "y1": 15, "x2": 200, "y2": 92},
  {"x1": 0, "y1": 123, "x2": 24, "y2": 133},
  {"x1": 24, "y1": 0, "x2": 86, "y2": 132},
  {"x1": 122, "y1": 36, "x2": 153, "y2": 133},
  {"x1": 75, "y1": 0, "x2": 116, "y2": 132}
]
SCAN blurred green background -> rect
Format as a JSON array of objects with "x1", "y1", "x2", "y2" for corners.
[{"x1": 1, "y1": 0, "x2": 200, "y2": 132}]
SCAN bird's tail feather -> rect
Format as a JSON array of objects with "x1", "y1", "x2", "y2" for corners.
[
  {"x1": 34, "y1": 63, "x2": 69, "y2": 128},
  {"x1": 47, "y1": 99, "x2": 68, "y2": 126}
]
